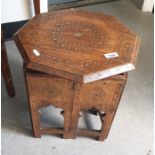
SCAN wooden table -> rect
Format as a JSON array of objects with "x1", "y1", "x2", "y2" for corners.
[{"x1": 14, "y1": 9, "x2": 140, "y2": 141}]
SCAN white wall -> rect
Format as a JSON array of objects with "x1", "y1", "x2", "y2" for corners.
[
  {"x1": 1, "y1": 0, "x2": 48, "y2": 24},
  {"x1": 142, "y1": 0, "x2": 154, "y2": 12},
  {"x1": 40, "y1": 0, "x2": 48, "y2": 13}
]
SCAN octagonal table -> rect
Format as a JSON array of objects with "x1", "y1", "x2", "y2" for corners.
[{"x1": 14, "y1": 9, "x2": 140, "y2": 141}]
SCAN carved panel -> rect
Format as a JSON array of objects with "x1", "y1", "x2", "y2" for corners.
[
  {"x1": 26, "y1": 73, "x2": 74, "y2": 110},
  {"x1": 74, "y1": 74, "x2": 127, "y2": 111}
]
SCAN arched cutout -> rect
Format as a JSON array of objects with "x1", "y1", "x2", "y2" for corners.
[
  {"x1": 39, "y1": 105, "x2": 64, "y2": 129},
  {"x1": 77, "y1": 109, "x2": 105, "y2": 131}
]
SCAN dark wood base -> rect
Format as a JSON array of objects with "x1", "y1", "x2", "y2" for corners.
[{"x1": 1, "y1": 29, "x2": 15, "y2": 97}]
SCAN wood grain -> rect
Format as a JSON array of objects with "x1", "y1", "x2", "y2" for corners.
[
  {"x1": 25, "y1": 70, "x2": 127, "y2": 141},
  {"x1": 14, "y1": 9, "x2": 140, "y2": 83},
  {"x1": 14, "y1": 9, "x2": 138, "y2": 141},
  {"x1": 69, "y1": 73, "x2": 127, "y2": 140},
  {"x1": 25, "y1": 71, "x2": 74, "y2": 138}
]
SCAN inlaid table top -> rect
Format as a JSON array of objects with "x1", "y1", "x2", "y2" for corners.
[{"x1": 14, "y1": 9, "x2": 140, "y2": 83}]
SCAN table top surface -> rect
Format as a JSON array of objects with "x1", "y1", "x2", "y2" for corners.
[{"x1": 14, "y1": 9, "x2": 140, "y2": 83}]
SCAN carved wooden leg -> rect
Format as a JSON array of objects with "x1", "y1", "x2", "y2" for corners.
[
  {"x1": 29, "y1": 104, "x2": 41, "y2": 138},
  {"x1": 1, "y1": 29, "x2": 15, "y2": 97},
  {"x1": 98, "y1": 110, "x2": 115, "y2": 141},
  {"x1": 25, "y1": 73, "x2": 41, "y2": 138},
  {"x1": 63, "y1": 110, "x2": 72, "y2": 139},
  {"x1": 69, "y1": 111, "x2": 81, "y2": 139}
]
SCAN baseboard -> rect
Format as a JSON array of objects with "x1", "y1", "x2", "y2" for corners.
[
  {"x1": 2, "y1": 20, "x2": 29, "y2": 40},
  {"x1": 48, "y1": 0, "x2": 119, "y2": 11}
]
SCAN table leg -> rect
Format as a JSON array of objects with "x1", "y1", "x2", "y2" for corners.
[
  {"x1": 69, "y1": 111, "x2": 81, "y2": 139},
  {"x1": 98, "y1": 110, "x2": 115, "y2": 141},
  {"x1": 29, "y1": 103, "x2": 41, "y2": 138},
  {"x1": 1, "y1": 30, "x2": 15, "y2": 97},
  {"x1": 63, "y1": 110, "x2": 72, "y2": 138}
]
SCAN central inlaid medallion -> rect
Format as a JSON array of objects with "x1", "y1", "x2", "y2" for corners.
[{"x1": 74, "y1": 32, "x2": 83, "y2": 37}]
